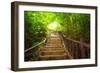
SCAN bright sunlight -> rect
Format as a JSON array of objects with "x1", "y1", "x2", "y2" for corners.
[{"x1": 48, "y1": 21, "x2": 58, "y2": 30}]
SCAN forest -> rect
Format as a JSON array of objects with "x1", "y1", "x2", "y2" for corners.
[{"x1": 24, "y1": 11, "x2": 90, "y2": 61}]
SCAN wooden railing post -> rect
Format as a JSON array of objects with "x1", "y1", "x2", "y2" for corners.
[
  {"x1": 79, "y1": 38, "x2": 85, "y2": 58},
  {"x1": 60, "y1": 33, "x2": 90, "y2": 59}
]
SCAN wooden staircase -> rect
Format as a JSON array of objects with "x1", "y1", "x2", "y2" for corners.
[{"x1": 39, "y1": 32, "x2": 71, "y2": 60}]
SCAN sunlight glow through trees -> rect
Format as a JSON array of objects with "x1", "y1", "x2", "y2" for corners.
[
  {"x1": 24, "y1": 11, "x2": 90, "y2": 49},
  {"x1": 48, "y1": 21, "x2": 58, "y2": 30}
]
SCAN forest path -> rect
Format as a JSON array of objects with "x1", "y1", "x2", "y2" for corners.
[{"x1": 39, "y1": 32, "x2": 72, "y2": 60}]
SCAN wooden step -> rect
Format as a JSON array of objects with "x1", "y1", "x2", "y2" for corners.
[
  {"x1": 38, "y1": 33, "x2": 70, "y2": 60},
  {"x1": 46, "y1": 42, "x2": 62, "y2": 44},
  {"x1": 49, "y1": 37, "x2": 60, "y2": 39},
  {"x1": 40, "y1": 48, "x2": 64, "y2": 51},
  {"x1": 40, "y1": 50, "x2": 65, "y2": 55},
  {"x1": 39, "y1": 54, "x2": 67, "y2": 60},
  {"x1": 47, "y1": 42, "x2": 62, "y2": 44},
  {"x1": 48, "y1": 38, "x2": 61, "y2": 41},
  {"x1": 47, "y1": 41, "x2": 62, "y2": 44},
  {"x1": 45, "y1": 44, "x2": 63, "y2": 48},
  {"x1": 47, "y1": 40, "x2": 62, "y2": 42}
]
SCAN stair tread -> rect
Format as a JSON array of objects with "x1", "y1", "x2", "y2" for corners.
[
  {"x1": 38, "y1": 32, "x2": 70, "y2": 60},
  {"x1": 40, "y1": 50, "x2": 66, "y2": 55},
  {"x1": 40, "y1": 50, "x2": 65, "y2": 52},
  {"x1": 40, "y1": 47, "x2": 64, "y2": 51},
  {"x1": 40, "y1": 53, "x2": 67, "y2": 57},
  {"x1": 45, "y1": 45, "x2": 63, "y2": 48}
]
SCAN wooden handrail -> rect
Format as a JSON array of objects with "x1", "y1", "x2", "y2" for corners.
[
  {"x1": 66, "y1": 38, "x2": 90, "y2": 48},
  {"x1": 61, "y1": 33, "x2": 90, "y2": 48},
  {"x1": 59, "y1": 32, "x2": 90, "y2": 58},
  {"x1": 25, "y1": 38, "x2": 46, "y2": 53}
]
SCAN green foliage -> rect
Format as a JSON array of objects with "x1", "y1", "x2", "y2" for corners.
[
  {"x1": 24, "y1": 11, "x2": 56, "y2": 49},
  {"x1": 56, "y1": 13, "x2": 90, "y2": 43},
  {"x1": 24, "y1": 11, "x2": 90, "y2": 49}
]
